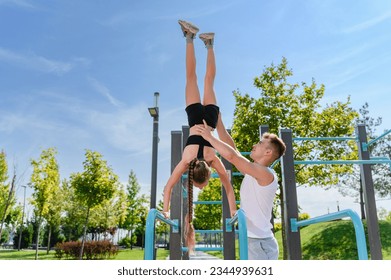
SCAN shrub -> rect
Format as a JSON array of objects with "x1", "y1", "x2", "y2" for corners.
[
  {"x1": 54, "y1": 240, "x2": 118, "y2": 260},
  {"x1": 274, "y1": 222, "x2": 282, "y2": 232},
  {"x1": 118, "y1": 236, "x2": 132, "y2": 249},
  {"x1": 299, "y1": 213, "x2": 310, "y2": 221}
]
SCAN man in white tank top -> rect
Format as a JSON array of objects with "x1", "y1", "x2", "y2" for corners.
[{"x1": 196, "y1": 117, "x2": 286, "y2": 259}]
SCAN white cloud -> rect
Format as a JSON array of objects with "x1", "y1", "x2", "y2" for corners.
[
  {"x1": 0, "y1": 0, "x2": 35, "y2": 9},
  {"x1": 0, "y1": 111, "x2": 59, "y2": 134},
  {"x1": 87, "y1": 77, "x2": 124, "y2": 107},
  {"x1": 0, "y1": 48, "x2": 73, "y2": 75},
  {"x1": 342, "y1": 10, "x2": 391, "y2": 33},
  {"x1": 86, "y1": 105, "x2": 153, "y2": 153}
]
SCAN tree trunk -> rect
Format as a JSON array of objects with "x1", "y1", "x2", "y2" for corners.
[
  {"x1": 46, "y1": 225, "x2": 52, "y2": 254},
  {"x1": 130, "y1": 229, "x2": 133, "y2": 250},
  {"x1": 79, "y1": 207, "x2": 90, "y2": 260},
  {"x1": 35, "y1": 216, "x2": 42, "y2": 260}
]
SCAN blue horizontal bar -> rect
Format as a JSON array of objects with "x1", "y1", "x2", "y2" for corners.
[
  {"x1": 366, "y1": 129, "x2": 391, "y2": 147},
  {"x1": 182, "y1": 246, "x2": 224, "y2": 252},
  {"x1": 293, "y1": 137, "x2": 356, "y2": 141},
  {"x1": 290, "y1": 209, "x2": 368, "y2": 260},
  {"x1": 194, "y1": 201, "x2": 222, "y2": 205},
  {"x1": 182, "y1": 172, "x2": 243, "y2": 179},
  {"x1": 195, "y1": 229, "x2": 223, "y2": 234},
  {"x1": 295, "y1": 159, "x2": 391, "y2": 165},
  {"x1": 193, "y1": 200, "x2": 240, "y2": 205}
]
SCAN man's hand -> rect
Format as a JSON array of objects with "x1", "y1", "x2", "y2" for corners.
[{"x1": 195, "y1": 120, "x2": 214, "y2": 141}]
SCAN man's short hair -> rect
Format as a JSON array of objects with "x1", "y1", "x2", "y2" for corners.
[{"x1": 262, "y1": 132, "x2": 286, "y2": 161}]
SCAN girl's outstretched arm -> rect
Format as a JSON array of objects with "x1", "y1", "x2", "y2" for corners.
[
  {"x1": 162, "y1": 159, "x2": 188, "y2": 218},
  {"x1": 215, "y1": 112, "x2": 236, "y2": 150}
]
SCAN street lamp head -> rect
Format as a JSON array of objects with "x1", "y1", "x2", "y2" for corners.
[{"x1": 148, "y1": 107, "x2": 159, "y2": 117}]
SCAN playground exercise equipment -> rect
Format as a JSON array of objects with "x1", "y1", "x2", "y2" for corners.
[
  {"x1": 145, "y1": 123, "x2": 389, "y2": 260},
  {"x1": 279, "y1": 124, "x2": 390, "y2": 260},
  {"x1": 144, "y1": 126, "x2": 249, "y2": 260},
  {"x1": 291, "y1": 209, "x2": 368, "y2": 260},
  {"x1": 144, "y1": 208, "x2": 248, "y2": 260}
]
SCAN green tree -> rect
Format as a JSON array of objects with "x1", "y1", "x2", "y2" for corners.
[
  {"x1": 193, "y1": 178, "x2": 225, "y2": 230},
  {"x1": 338, "y1": 103, "x2": 391, "y2": 218},
  {"x1": 13, "y1": 222, "x2": 33, "y2": 249},
  {"x1": 45, "y1": 169, "x2": 63, "y2": 254},
  {"x1": 369, "y1": 129, "x2": 391, "y2": 199},
  {"x1": 88, "y1": 186, "x2": 127, "y2": 242},
  {"x1": 4, "y1": 203, "x2": 22, "y2": 246},
  {"x1": 133, "y1": 204, "x2": 149, "y2": 248},
  {"x1": 0, "y1": 151, "x2": 14, "y2": 243},
  {"x1": 30, "y1": 148, "x2": 60, "y2": 259},
  {"x1": 122, "y1": 170, "x2": 148, "y2": 249},
  {"x1": 70, "y1": 149, "x2": 119, "y2": 259},
  {"x1": 231, "y1": 57, "x2": 359, "y2": 259},
  {"x1": 61, "y1": 179, "x2": 85, "y2": 241}
]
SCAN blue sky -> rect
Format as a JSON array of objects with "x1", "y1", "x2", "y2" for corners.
[{"x1": 1, "y1": 0, "x2": 390, "y2": 218}]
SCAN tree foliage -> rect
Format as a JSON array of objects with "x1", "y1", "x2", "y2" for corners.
[
  {"x1": 88, "y1": 186, "x2": 127, "y2": 242},
  {"x1": 30, "y1": 147, "x2": 60, "y2": 259},
  {"x1": 232, "y1": 57, "x2": 359, "y2": 188},
  {"x1": 0, "y1": 150, "x2": 13, "y2": 242},
  {"x1": 338, "y1": 103, "x2": 391, "y2": 217},
  {"x1": 0, "y1": 151, "x2": 9, "y2": 213},
  {"x1": 70, "y1": 149, "x2": 120, "y2": 258},
  {"x1": 193, "y1": 178, "x2": 225, "y2": 230},
  {"x1": 121, "y1": 170, "x2": 148, "y2": 249},
  {"x1": 60, "y1": 179, "x2": 85, "y2": 241},
  {"x1": 231, "y1": 57, "x2": 359, "y2": 259}
]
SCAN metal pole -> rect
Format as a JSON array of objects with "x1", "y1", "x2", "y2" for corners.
[
  {"x1": 279, "y1": 128, "x2": 302, "y2": 259},
  {"x1": 356, "y1": 124, "x2": 383, "y2": 259},
  {"x1": 169, "y1": 130, "x2": 183, "y2": 260},
  {"x1": 18, "y1": 185, "x2": 27, "y2": 251},
  {"x1": 149, "y1": 92, "x2": 159, "y2": 209},
  {"x1": 181, "y1": 125, "x2": 190, "y2": 260},
  {"x1": 222, "y1": 130, "x2": 235, "y2": 260}
]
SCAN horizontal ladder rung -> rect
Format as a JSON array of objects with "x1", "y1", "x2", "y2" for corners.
[{"x1": 181, "y1": 246, "x2": 224, "y2": 252}]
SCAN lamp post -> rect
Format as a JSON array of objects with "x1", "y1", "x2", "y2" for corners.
[
  {"x1": 18, "y1": 185, "x2": 27, "y2": 251},
  {"x1": 148, "y1": 92, "x2": 159, "y2": 209}
]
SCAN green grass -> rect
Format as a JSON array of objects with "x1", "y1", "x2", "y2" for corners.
[
  {"x1": 0, "y1": 249, "x2": 57, "y2": 260},
  {"x1": 0, "y1": 248, "x2": 169, "y2": 260},
  {"x1": 274, "y1": 219, "x2": 391, "y2": 260},
  {"x1": 113, "y1": 248, "x2": 169, "y2": 260},
  {"x1": 1, "y1": 220, "x2": 390, "y2": 260}
]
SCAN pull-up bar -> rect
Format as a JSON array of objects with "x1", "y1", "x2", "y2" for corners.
[
  {"x1": 290, "y1": 209, "x2": 368, "y2": 260},
  {"x1": 362, "y1": 129, "x2": 391, "y2": 151}
]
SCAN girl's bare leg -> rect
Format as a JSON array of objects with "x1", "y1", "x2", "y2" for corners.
[
  {"x1": 178, "y1": 20, "x2": 201, "y2": 106},
  {"x1": 199, "y1": 33, "x2": 216, "y2": 105},
  {"x1": 185, "y1": 38, "x2": 201, "y2": 106}
]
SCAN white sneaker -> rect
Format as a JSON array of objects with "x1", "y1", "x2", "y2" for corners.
[
  {"x1": 199, "y1": 33, "x2": 215, "y2": 46},
  {"x1": 178, "y1": 20, "x2": 199, "y2": 39}
]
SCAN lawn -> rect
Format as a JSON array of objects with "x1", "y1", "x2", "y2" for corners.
[
  {"x1": 0, "y1": 248, "x2": 169, "y2": 260},
  {"x1": 1, "y1": 220, "x2": 390, "y2": 260}
]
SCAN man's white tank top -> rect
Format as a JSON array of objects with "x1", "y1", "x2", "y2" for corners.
[{"x1": 240, "y1": 169, "x2": 278, "y2": 238}]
